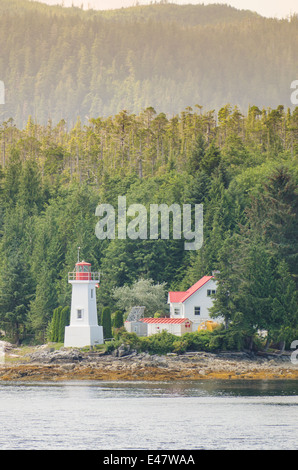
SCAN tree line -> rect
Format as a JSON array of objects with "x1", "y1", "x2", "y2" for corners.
[{"x1": 0, "y1": 104, "x2": 297, "y2": 350}]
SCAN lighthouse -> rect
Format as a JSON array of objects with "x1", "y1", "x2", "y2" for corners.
[{"x1": 64, "y1": 258, "x2": 104, "y2": 348}]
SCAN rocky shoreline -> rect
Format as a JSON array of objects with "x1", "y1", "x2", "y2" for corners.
[{"x1": 0, "y1": 344, "x2": 298, "y2": 382}]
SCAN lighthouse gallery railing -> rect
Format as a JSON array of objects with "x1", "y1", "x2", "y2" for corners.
[{"x1": 68, "y1": 271, "x2": 100, "y2": 282}]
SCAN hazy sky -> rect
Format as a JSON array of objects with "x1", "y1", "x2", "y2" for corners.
[{"x1": 33, "y1": 0, "x2": 298, "y2": 19}]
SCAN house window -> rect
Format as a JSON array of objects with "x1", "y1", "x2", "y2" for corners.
[
  {"x1": 91, "y1": 288, "x2": 94, "y2": 299},
  {"x1": 174, "y1": 308, "x2": 180, "y2": 315},
  {"x1": 77, "y1": 309, "x2": 83, "y2": 319},
  {"x1": 207, "y1": 289, "x2": 216, "y2": 296},
  {"x1": 194, "y1": 306, "x2": 201, "y2": 316}
]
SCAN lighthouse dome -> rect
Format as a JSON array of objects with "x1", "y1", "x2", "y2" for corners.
[{"x1": 75, "y1": 260, "x2": 91, "y2": 280}]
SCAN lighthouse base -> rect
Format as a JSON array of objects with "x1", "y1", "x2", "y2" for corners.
[{"x1": 64, "y1": 325, "x2": 104, "y2": 348}]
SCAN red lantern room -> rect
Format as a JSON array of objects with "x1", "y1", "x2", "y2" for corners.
[{"x1": 75, "y1": 261, "x2": 92, "y2": 281}]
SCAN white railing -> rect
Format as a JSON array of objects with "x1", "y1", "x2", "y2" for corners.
[{"x1": 68, "y1": 272, "x2": 100, "y2": 282}]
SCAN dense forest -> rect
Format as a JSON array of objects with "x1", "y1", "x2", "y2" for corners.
[
  {"x1": 0, "y1": 102, "x2": 297, "y2": 348},
  {"x1": 0, "y1": 0, "x2": 298, "y2": 126},
  {"x1": 0, "y1": 0, "x2": 297, "y2": 350}
]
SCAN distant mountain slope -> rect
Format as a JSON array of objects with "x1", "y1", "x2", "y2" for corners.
[
  {"x1": 0, "y1": 0, "x2": 297, "y2": 126},
  {"x1": 97, "y1": 3, "x2": 261, "y2": 25}
]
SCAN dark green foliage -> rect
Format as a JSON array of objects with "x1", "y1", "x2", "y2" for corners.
[
  {"x1": 101, "y1": 306, "x2": 112, "y2": 340},
  {"x1": 0, "y1": 250, "x2": 34, "y2": 344},
  {"x1": 58, "y1": 306, "x2": 70, "y2": 343},
  {"x1": 0, "y1": 2, "x2": 296, "y2": 349},
  {"x1": 48, "y1": 307, "x2": 63, "y2": 343},
  {"x1": 2, "y1": 148, "x2": 22, "y2": 207},
  {"x1": 19, "y1": 158, "x2": 44, "y2": 215},
  {"x1": 143, "y1": 330, "x2": 178, "y2": 355},
  {"x1": 113, "y1": 310, "x2": 124, "y2": 329},
  {"x1": 48, "y1": 306, "x2": 70, "y2": 343},
  {"x1": 0, "y1": 204, "x2": 35, "y2": 344},
  {"x1": 105, "y1": 327, "x2": 260, "y2": 355},
  {"x1": 0, "y1": 102, "x2": 297, "y2": 347},
  {"x1": 245, "y1": 167, "x2": 298, "y2": 277},
  {"x1": 200, "y1": 141, "x2": 221, "y2": 175},
  {"x1": 187, "y1": 134, "x2": 206, "y2": 173},
  {"x1": 173, "y1": 331, "x2": 214, "y2": 354}
]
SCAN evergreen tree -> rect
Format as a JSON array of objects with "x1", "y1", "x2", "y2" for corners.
[
  {"x1": 0, "y1": 204, "x2": 34, "y2": 343},
  {"x1": 58, "y1": 306, "x2": 70, "y2": 343},
  {"x1": 29, "y1": 264, "x2": 58, "y2": 342},
  {"x1": 245, "y1": 166, "x2": 298, "y2": 279},
  {"x1": 49, "y1": 306, "x2": 63, "y2": 343},
  {"x1": 200, "y1": 140, "x2": 221, "y2": 175},
  {"x1": 270, "y1": 260, "x2": 298, "y2": 348},
  {"x1": 113, "y1": 310, "x2": 124, "y2": 329},
  {"x1": 101, "y1": 306, "x2": 112, "y2": 340},
  {"x1": 187, "y1": 133, "x2": 206, "y2": 173},
  {"x1": 19, "y1": 157, "x2": 44, "y2": 215},
  {"x1": 2, "y1": 148, "x2": 22, "y2": 207},
  {"x1": 0, "y1": 250, "x2": 33, "y2": 344}
]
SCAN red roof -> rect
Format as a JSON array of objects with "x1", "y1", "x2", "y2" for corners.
[
  {"x1": 140, "y1": 317, "x2": 191, "y2": 324},
  {"x1": 168, "y1": 276, "x2": 213, "y2": 303},
  {"x1": 168, "y1": 292, "x2": 185, "y2": 303}
]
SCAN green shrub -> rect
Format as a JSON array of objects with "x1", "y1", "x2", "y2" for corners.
[
  {"x1": 118, "y1": 331, "x2": 143, "y2": 350},
  {"x1": 104, "y1": 339, "x2": 122, "y2": 354},
  {"x1": 106, "y1": 331, "x2": 144, "y2": 353},
  {"x1": 208, "y1": 327, "x2": 259, "y2": 352},
  {"x1": 104, "y1": 326, "x2": 267, "y2": 356},
  {"x1": 173, "y1": 331, "x2": 213, "y2": 353},
  {"x1": 144, "y1": 330, "x2": 177, "y2": 355}
]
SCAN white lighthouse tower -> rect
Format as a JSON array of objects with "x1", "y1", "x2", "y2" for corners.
[{"x1": 64, "y1": 256, "x2": 104, "y2": 348}]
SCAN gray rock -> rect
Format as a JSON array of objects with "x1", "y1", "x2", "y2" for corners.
[{"x1": 29, "y1": 348, "x2": 83, "y2": 363}]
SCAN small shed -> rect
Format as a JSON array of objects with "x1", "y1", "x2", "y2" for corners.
[{"x1": 140, "y1": 317, "x2": 192, "y2": 337}]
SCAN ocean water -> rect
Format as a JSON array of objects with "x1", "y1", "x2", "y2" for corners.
[{"x1": 0, "y1": 380, "x2": 297, "y2": 450}]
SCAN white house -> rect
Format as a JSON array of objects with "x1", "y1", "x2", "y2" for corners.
[{"x1": 168, "y1": 275, "x2": 218, "y2": 332}]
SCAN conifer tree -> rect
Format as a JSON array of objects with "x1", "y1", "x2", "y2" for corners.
[
  {"x1": 113, "y1": 310, "x2": 124, "y2": 329},
  {"x1": 19, "y1": 157, "x2": 44, "y2": 215},
  {"x1": 0, "y1": 250, "x2": 33, "y2": 344},
  {"x1": 0, "y1": 204, "x2": 34, "y2": 344},
  {"x1": 2, "y1": 148, "x2": 22, "y2": 207},
  {"x1": 200, "y1": 140, "x2": 221, "y2": 175},
  {"x1": 54, "y1": 307, "x2": 63, "y2": 343},
  {"x1": 187, "y1": 133, "x2": 206, "y2": 173},
  {"x1": 29, "y1": 265, "x2": 58, "y2": 342},
  {"x1": 101, "y1": 306, "x2": 112, "y2": 340},
  {"x1": 58, "y1": 306, "x2": 70, "y2": 343},
  {"x1": 245, "y1": 166, "x2": 298, "y2": 278}
]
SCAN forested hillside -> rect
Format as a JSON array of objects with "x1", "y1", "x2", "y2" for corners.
[
  {"x1": 0, "y1": 104, "x2": 297, "y2": 346},
  {"x1": 0, "y1": 0, "x2": 297, "y2": 126},
  {"x1": 0, "y1": 0, "x2": 297, "y2": 350}
]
